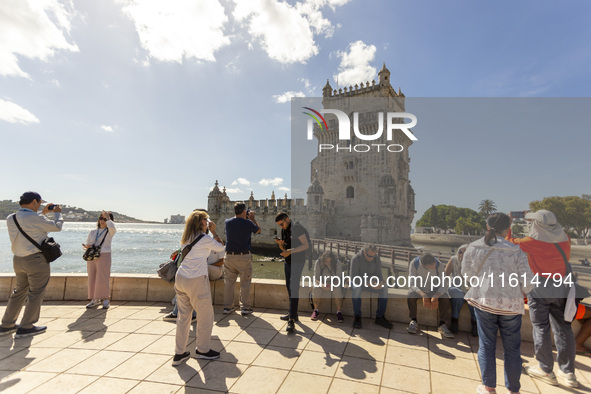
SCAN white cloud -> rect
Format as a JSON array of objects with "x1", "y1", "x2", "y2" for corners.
[
  {"x1": 231, "y1": 178, "x2": 251, "y2": 186},
  {"x1": 0, "y1": 98, "x2": 39, "y2": 124},
  {"x1": 334, "y1": 40, "x2": 377, "y2": 87},
  {"x1": 233, "y1": 0, "x2": 317, "y2": 64},
  {"x1": 278, "y1": 186, "x2": 290, "y2": 192},
  {"x1": 101, "y1": 125, "x2": 113, "y2": 132},
  {"x1": 259, "y1": 177, "x2": 283, "y2": 186},
  {"x1": 119, "y1": 0, "x2": 230, "y2": 63},
  {"x1": 273, "y1": 91, "x2": 305, "y2": 103},
  {"x1": 50, "y1": 79, "x2": 60, "y2": 87},
  {"x1": 225, "y1": 187, "x2": 243, "y2": 194},
  {"x1": 233, "y1": 0, "x2": 349, "y2": 64},
  {"x1": 0, "y1": 0, "x2": 78, "y2": 78}
]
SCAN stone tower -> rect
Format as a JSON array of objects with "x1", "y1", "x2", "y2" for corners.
[{"x1": 309, "y1": 63, "x2": 416, "y2": 245}]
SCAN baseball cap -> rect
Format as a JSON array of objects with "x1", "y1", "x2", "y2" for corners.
[
  {"x1": 524, "y1": 210, "x2": 557, "y2": 226},
  {"x1": 19, "y1": 191, "x2": 46, "y2": 205}
]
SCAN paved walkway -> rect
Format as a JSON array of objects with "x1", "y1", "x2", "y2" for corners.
[{"x1": 0, "y1": 301, "x2": 590, "y2": 393}]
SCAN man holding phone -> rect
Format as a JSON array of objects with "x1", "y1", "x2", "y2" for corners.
[
  {"x1": 0, "y1": 192, "x2": 63, "y2": 338},
  {"x1": 223, "y1": 203, "x2": 260, "y2": 316},
  {"x1": 275, "y1": 212, "x2": 310, "y2": 333}
]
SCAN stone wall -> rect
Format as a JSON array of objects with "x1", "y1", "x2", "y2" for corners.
[{"x1": 0, "y1": 273, "x2": 537, "y2": 342}]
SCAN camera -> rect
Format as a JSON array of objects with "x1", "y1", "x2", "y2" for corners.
[
  {"x1": 510, "y1": 211, "x2": 526, "y2": 219},
  {"x1": 246, "y1": 210, "x2": 251, "y2": 216},
  {"x1": 48, "y1": 204, "x2": 56, "y2": 211}
]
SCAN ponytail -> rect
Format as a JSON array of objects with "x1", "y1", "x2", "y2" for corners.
[
  {"x1": 484, "y1": 213, "x2": 511, "y2": 246},
  {"x1": 484, "y1": 228, "x2": 497, "y2": 246}
]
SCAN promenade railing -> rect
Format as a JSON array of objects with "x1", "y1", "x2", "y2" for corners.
[{"x1": 310, "y1": 238, "x2": 453, "y2": 287}]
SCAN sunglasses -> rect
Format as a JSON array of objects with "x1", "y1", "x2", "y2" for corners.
[{"x1": 99, "y1": 217, "x2": 107, "y2": 221}]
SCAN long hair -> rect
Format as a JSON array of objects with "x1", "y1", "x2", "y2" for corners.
[
  {"x1": 182, "y1": 210, "x2": 208, "y2": 244},
  {"x1": 319, "y1": 251, "x2": 337, "y2": 275},
  {"x1": 484, "y1": 213, "x2": 511, "y2": 246}
]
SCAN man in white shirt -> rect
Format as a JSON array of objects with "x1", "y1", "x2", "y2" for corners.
[{"x1": 0, "y1": 192, "x2": 63, "y2": 338}]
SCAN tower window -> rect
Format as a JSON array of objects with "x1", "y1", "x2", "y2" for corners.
[{"x1": 346, "y1": 186, "x2": 354, "y2": 198}]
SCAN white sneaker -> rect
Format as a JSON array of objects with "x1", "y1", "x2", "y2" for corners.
[
  {"x1": 408, "y1": 320, "x2": 418, "y2": 334},
  {"x1": 438, "y1": 323, "x2": 455, "y2": 339},
  {"x1": 525, "y1": 365, "x2": 558, "y2": 386},
  {"x1": 102, "y1": 299, "x2": 110, "y2": 309},
  {"x1": 86, "y1": 299, "x2": 100, "y2": 309},
  {"x1": 476, "y1": 384, "x2": 496, "y2": 394},
  {"x1": 556, "y1": 369, "x2": 579, "y2": 388},
  {"x1": 223, "y1": 307, "x2": 234, "y2": 314}
]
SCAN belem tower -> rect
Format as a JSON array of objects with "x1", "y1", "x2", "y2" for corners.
[{"x1": 208, "y1": 64, "x2": 416, "y2": 248}]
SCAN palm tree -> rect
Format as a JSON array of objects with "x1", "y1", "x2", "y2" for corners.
[{"x1": 479, "y1": 199, "x2": 497, "y2": 216}]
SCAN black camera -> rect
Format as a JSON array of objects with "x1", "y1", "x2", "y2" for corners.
[{"x1": 48, "y1": 204, "x2": 56, "y2": 211}]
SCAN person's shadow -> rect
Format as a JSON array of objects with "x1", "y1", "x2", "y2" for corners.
[
  {"x1": 183, "y1": 339, "x2": 243, "y2": 392},
  {"x1": 0, "y1": 336, "x2": 34, "y2": 391},
  {"x1": 66, "y1": 307, "x2": 107, "y2": 342}
]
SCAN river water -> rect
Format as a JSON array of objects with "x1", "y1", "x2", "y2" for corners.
[{"x1": 0, "y1": 221, "x2": 287, "y2": 278}]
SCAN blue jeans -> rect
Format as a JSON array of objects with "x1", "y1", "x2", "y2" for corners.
[
  {"x1": 474, "y1": 308, "x2": 522, "y2": 392},
  {"x1": 352, "y1": 286, "x2": 388, "y2": 318},
  {"x1": 172, "y1": 295, "x2": 196, "y2": 318},
  {"x1": 448, "y1": 287, "x2": 476, "y2": 320}
]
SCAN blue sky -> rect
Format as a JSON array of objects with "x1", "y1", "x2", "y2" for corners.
[{"x1": 1, "y1": 0, "x2": 590, "y2": 222}]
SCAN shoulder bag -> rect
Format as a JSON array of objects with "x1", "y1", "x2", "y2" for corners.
[
  {"x1": 13, "y1": 214, "x2": 62, "y2": 263},
  {"x1": 157, "y1": 234, "x2": 206, "y2": 283},
  {"x1": 83, "y1": 228, "x2": 109, "y2": 261},
  {"x1": 554, "y1": 243, "x2": 590, "y2": 322}
]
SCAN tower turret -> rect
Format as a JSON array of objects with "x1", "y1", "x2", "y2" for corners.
[{"x1": 378, "y1": 62, "x2": 391, "y2": 87}]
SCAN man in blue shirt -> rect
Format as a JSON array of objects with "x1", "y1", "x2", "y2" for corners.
[
  {"x1": 223, "y1": 203, "x2": 260, "y2": 316},
  {"x1": 0, "y1": 192, "x2": 63, "y2": 338}
]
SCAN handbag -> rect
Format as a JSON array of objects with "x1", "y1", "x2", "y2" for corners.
[
  {"x1": 157, "y1": 234, "x2": 205, "y2": 282},
  {"x1": 83, "y1": 228, "x2": 109, "y2": 261},
  {"x1": 12, "y1": 214, "x2": 62, "y2": 263},
  {"x1": 554, "y1": 243, "x2": 590, "y2": 322}
]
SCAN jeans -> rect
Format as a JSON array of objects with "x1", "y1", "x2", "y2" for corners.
[
  {"x1": 284, "y1": 259, "x2": 305, "y2": 319},
  {"x1": 474, "y1": 308, "x2": 522, "y2": 392},
  {"x1": 448, "y1": 287, "x2": 476, "y2": 321},
  {"x1": 528, "y1": 296, "x2": 575, "y2": 374},
  {"x1": 352, "y1": 286, "x2": 388, "y2": 318}
]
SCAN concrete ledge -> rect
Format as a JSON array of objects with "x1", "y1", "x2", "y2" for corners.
[{"x1": 0, "y1": 273, "x2": 537, "y2": 341}]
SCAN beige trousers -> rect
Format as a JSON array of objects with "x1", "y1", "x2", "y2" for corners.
[
  {"x1": 1, "y1": 253, "x2": 50, "y2": 329},
  {"x1": 174, "y1": 274, "x2": 214, "y2": 354},
  {"x1": 208, "y1": 264, "x2": 224, "y2": 281},
  {"x1": 87, "y1": 252, "x2": 111, "y2": 299},
  {"x1": 223, "y1": 254, "x2": 252, "y2": 309}
]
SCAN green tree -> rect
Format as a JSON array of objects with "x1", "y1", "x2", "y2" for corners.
[
  {"x1": 478, "y1": 199, "x2": 497, "y2": 217},
  {"x1": 418, "y1": 204, "x2": 485, "y2": 232},
  {"x1": 529, "y1": 195, "x2": 591, "y2": 238}
]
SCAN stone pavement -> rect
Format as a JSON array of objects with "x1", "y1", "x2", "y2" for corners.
[{"x1": 0, "y1": 301, "x2": 590, "y2": 394}]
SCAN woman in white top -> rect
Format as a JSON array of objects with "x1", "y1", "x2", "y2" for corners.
[
  {"x1": 462, "y1": 213, "x2": 534, "y2": 394},
  {"x1": 83, "y1": 211, "x2": 116, "y2": 309},
  {"x1": 172, "y1": 210, "x2": 225, "y2": 366}
]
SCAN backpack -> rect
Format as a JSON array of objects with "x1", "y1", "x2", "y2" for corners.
[{"x1": 412, "y1": 256, "x2": 442, "y2": 274}]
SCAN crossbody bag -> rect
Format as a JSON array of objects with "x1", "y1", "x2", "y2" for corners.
[{"x1": 12, "y1": 214, "x2": 62, "y2": 263}]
